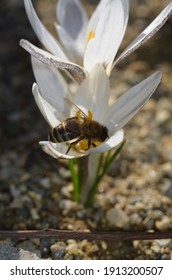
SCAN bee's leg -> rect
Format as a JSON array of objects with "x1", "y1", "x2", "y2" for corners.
[
  {"x1": 66, "y1": 143, "x2": 74, "y2": 154},
  {"x1": 85, "y1": 140, "x2": 96, "y2": 150},
  {"x1": 87, "y1": 137, "x2": 92, "y2": 150},
  {"x1": 66, "y1": 135, "x2": 85, "y2": 154},
  {"x1": 82, "y1": 137, "x2": 93, "y2": 151},
  {"x1": 91, "y1": 142, "x2": 96, "y2": 148}
]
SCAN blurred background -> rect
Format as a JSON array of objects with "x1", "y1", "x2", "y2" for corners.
[{"x1": 0, "y1": 0, "x2": 172, "y2": 259}]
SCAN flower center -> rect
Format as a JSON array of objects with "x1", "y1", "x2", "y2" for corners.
[
  {"x1": 76, "y1": 109, "x2": 93, "y2": 123},
  {"x1": 87, "y1": 31, "x2": 95, "y2": 43},
  {"x1": 78, "y1": 139, "x2": 89, "y2": 151}
]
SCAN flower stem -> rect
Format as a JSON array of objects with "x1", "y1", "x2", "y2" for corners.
[
  {"x1": 79, "y1": 156, "x2": 89, "y2": 204},
  {"x1": 68, "y1": 159, "x2": 80, "y2": 202},
  {"x1": 85, "y1": 140, "x2": 126, "y2": 207},
  {"x1": 69, "y1": 141, "x2": 125, "y2": 206}
]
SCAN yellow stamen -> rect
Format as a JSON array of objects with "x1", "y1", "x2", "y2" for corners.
[
  {"x1": 87, "y1": 31, "x2": 95, "y2": 43},
  {"x1": 88, "y1": 110, "x2": 93, "y2": 120},
  {"x1": 76, "y1": 110, "x2": 81, "y2": 119}
]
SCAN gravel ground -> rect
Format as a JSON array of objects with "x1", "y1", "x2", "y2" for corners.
[{"x1": 0, "y1": 0, "x2": 172, "y2": 259}]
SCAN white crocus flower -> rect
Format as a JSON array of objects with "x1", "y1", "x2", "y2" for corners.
[
  {"x1": 20, "y1": 0, "x2": 171, "y2": 83},
  {"x1": 31, "y1": 58, "x2": 161, "y2": 159}
]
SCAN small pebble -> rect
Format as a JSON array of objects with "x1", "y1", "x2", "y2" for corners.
[
  {"x1": 106, "y1": 208, "x2": 129, "y2": 229},
  {"x1": 50, "y1": 242, "x2": 66, "y2": 260},
  {"x1": 155, "y1": 217, "x2": 172, "y2": 231}
]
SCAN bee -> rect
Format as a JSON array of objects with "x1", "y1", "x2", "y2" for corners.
[{"x1": 48, "y1": 98, "x2": 109, "y2": 154}]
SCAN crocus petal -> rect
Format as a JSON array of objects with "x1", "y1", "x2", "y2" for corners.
[
  {"x1": 57, "y1": 0, "x2": 88, "y2": 41},
  {"x1": 31, "y1": 56, "x2": 70, "y2": 121},
  {"x1": 87, "y1": 130, "x2": 124, "y2": 154},
  {"x1": 86, "y1": 0, "x2": 119, "y2": 38},
  {"x1": 87, "y1": 154, "x2": 100, "y2": 187},
  {"x1": 56, "y1": 0, "x2": 88, "y2": 60},
  {"x1": 39, "y1": 141, "x2": 85, "y2": 159},
  {"x1": 20, "y1": 39, "x2": 87, "y2": 84},
  {"x1": 55, "y1": 24, "x2": 83, "y2": 64},
  {"x1": 73, "y1": 64, "x2": 110, "y2": 124},
  {"x1": 84, "y1": 0, "x2": 129, "y2": 75},
  {"x1": 24, "y1": 0, "x2": 67, "y2": 60},
  {"x1": 114, "y1": 2, "x2": 172, "y2": 66},
  {"x1": 106, "y1": 71, "x2": 162, "y2": 132},
  {"x1": 32, "y1": 83, "x2": 59, "y2": 128}
]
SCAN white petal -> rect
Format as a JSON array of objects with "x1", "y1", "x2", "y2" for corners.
[
  {"x1": 114, "y1": 2, "x2": 172, "y2": 66},
  {"x1": 57, "y1": 0, "x2": 88, "y2": 41},
  {"x1": 106, "y1": 71, "x2": 162, "y2": 132},
  {"x1": 84, "y1": 0, "x2": 129, "y2": 74},
  {"x1": 56, "y1": 0, "x2": 88, "y2": 59},
  {"x1": 39, "y1": 141, "x2": 85, "y2": 159},
  {"x1": 55, "y1": 24, "x2": 83, "y2": 64},
  {"x1": 87, "y1": 130, "x2": 124, "y2": 154},
  {"x1": 73, "y1": 64, "x2": 110, "y2": 123},
  {"x1": 32, "y1": 83, "x2": 59, "y2": 128},
  {"x1": 31, "y1": 56, "x2": 70, "y2": 122},
  {"x1": 86, "y1": 0, "x2": 119, "y2": 34},
  {"x1": 24, "y1": 0, "x2": 67, "y2": 59},
  {"x1": 20, "y1": 39, "x2": 87, "y2": 84}
]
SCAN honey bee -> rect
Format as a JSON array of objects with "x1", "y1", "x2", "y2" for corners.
[{"x1": 48, "y1": 98, "x2": 109, "y2": 154}]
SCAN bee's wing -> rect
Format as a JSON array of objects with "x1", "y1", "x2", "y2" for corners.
[{"x1": 64, "y1": 97, "x2": 89, "y2": 120}]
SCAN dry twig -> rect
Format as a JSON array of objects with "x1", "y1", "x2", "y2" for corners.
[{"x1": 0, "y1": 229, "x2": 172, "y2": 241}]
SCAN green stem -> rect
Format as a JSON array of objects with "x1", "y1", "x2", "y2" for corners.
[
  {"x1": 68, "y1": 159, "x2": 80, "y2": 202},
  {"x1": 96, "y1": 153, "x2": 104, "y2": 177},
  {"x1": 85, "y1": 140, "x2": 126, "y2": 207},
  {"x1": 79, "y1": 156, "x2": 89, "y2": 204}
]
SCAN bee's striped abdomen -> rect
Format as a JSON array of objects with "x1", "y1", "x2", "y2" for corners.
[{"x1": 49, "y1": 121, "x2": 79, "y2": 143}]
